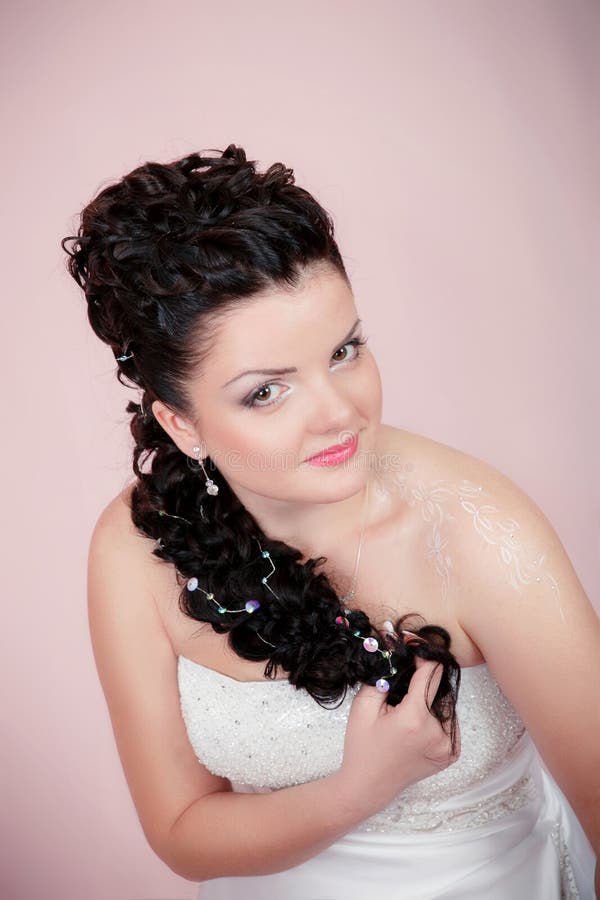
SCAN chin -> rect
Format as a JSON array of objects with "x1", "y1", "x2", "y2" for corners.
[{"x1": 309, "y1": 470, "x2": 368, "y2": 499}]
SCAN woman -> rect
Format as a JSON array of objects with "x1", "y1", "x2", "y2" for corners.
[{"x1": 62, "y1": 144, "x2": 598, "y2": 898}]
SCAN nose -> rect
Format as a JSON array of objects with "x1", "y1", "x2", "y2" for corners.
[{"x1": 307, "y1": 376, "x2": 356, "y2": 437}]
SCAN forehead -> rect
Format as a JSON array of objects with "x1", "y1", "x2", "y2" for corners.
[{"x1": 203, "y1": 268, "x2": 356, "y2": 376}]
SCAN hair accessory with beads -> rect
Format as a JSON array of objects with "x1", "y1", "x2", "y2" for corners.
[
  {"x1": 116, "y1": 347, "x2": 134, "y2": 362},
  {"x1": 188, "y1": 582, "x2": 262, "y2": 616},
  {"x1": 158, "y1": 509, "x2": 193, "y2": 525},
  {"x1": 256, "y1": 545, "x2": 279, "y2": 598},
  {"x1": 185, "y1": 537, "x2": 272, "y2": 614},
  {"x1": 160, "y1": 505, "x2": 207, "y2": 524},
  {"x1": 185, "y1": 539, "x2": 276, "y2": 647},
  {"x1": 334, "y1": 608, "x2": 398, "y2": 693},
  {"x1": 185, "y1": 534, "x2": 403, "y2": 681}
]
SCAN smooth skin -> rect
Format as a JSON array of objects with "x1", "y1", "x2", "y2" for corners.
[{"x1": 88, "y1": 263, "x2": 599, "y2": 889}]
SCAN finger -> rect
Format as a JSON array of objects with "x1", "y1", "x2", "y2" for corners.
[
  {"x1": 349, "y1": 682, "x2": 388, "y2": 723},
  {"x1": 406, "y1": 658, "x2": 443, "y2": 709}
]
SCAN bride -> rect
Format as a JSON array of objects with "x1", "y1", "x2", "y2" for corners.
[{"x1": 62, "y1": 144, "x2": 598, "y2": 898}]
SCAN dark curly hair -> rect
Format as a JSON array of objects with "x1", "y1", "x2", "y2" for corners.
[{"x1": 62, "y1": 144, "x2": 461, "y2": 751}]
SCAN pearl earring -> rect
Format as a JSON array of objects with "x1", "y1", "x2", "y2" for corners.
[{"x1": 192, "y1": 445, "x2": 219, "y2": 496}]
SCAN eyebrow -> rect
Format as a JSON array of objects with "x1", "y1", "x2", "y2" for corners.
[{"x1": 221, "y1": 317, "x2": 363, "y2": 389}]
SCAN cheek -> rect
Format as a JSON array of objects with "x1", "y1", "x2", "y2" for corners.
[
  {"x1": 212, "y1": 409, "x2": 294, "y2": 459},
  {"x1": 202, "y1": 405, "x2": 253, "y2": 456}
]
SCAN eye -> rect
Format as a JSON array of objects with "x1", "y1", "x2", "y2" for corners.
[
  {"x1": 331, "y1": 337, "x2": 367, "y2": 364},
  {"x1": 242, "y1": 336, "x2": 369, "y2": 409}
]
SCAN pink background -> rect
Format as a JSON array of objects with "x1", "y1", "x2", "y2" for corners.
[{"x1": 2, "y1": 2, "x2": 598, "y2": 898}]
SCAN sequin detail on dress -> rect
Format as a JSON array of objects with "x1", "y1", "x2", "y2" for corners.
[
  {"x1": 551, "y1": 822, "x2": 581, "y2": 899},
  {"x1": 177, "y1": 657, "x2": 359, "y2": 788},
  {"x1": 177, "y1": 659, "x2": 537, "y2": 834},
  {"x1": 358, "y1": 772, "x2": 538, "y2": 833}
]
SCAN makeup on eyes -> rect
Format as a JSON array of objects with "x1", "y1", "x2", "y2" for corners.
[
  {"x1": 222, "y1": 317, "x2": 363, "y2": 390},
  {"x1": 240, "y1": 335, "x2": 369, "y2": 409}
]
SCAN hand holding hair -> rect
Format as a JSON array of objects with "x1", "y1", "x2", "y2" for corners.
[{"x1": 337, "y1": 655, "x2": 460, "y2": 817}]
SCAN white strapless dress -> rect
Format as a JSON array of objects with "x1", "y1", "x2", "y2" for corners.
[{"x1": 177, "y1": 657, "x2": 596, "y2": 899}]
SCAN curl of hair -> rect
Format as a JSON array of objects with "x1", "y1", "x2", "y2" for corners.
[{"x1": 62, "y1": 144, "x2": 461, "y2": 753}]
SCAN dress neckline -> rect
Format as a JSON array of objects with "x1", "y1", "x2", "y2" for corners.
[
  {"x1": 177, "y1": 654, "x2": 488, "y2": 686},
  {"x1": 178, "y1": 654, "x2": 290, "y2": 684}
]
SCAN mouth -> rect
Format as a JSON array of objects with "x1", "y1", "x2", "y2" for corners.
[{"x1": 305, "y1": 432, "x2": 359, "y2": 465}]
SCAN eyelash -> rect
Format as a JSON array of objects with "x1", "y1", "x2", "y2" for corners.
[{"x1": 242, "y1": 337, "x2": 369, "y2": 409}]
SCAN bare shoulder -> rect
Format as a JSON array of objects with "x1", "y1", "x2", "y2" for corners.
[
  {"x1": 88, "y1": 480, "x2": 189, "y2": 678},
  {"x1": 377, "y1": 423, "x2": 536, "y2": 519},
  {"x1": 375, "y1": 424, "x2": 578, "y2": 603},
  {"x1": 383, "y1": 434, "x2": 600, "y2": 854},
  {"x1": 380, "y1": 424, "x2": 599, "y2": 626},
  {"x1": 392, "y1": 425, "x2": 573, "y2": 574},
  {"x1": 400, "y1": 427, "x2": 575, "y2": 597},
  {"x1": 377, "y1": 422, "x2": 512, "y2": 486},
  {"x1": 392, "y1": 430, "x2": 598, "y2": 635},
  {"x1": 94, "y1": 481, "x2": 149, "y2": 548},
  {"x1": 374, "y1": 424, "x2": 527, "y2": 548},
  {"x1": 87, "y1": 482, "x2": 231, "y2": 872}
]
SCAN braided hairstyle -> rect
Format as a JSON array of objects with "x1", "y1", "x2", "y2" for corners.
[{"x1": 62, "y1": 144, "x2": 460, "y2": 752}]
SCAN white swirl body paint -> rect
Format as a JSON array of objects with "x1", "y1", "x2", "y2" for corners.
[{"x1": 373, "y1": 463, "x2": 564, "y2": 623}]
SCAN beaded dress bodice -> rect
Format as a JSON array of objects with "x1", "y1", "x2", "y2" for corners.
[{"x1": 178, "y1": 658, "x2": 541, "y2": 834}]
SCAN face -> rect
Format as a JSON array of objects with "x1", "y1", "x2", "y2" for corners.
[{"x1": 155, "y1": 264, "x2": 383, "y2": 521}]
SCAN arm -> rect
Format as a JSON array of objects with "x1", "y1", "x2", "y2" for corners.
[
  {"x1": 167, "y1": 768, "x2": 372, "y2": 880},
  {"x1": 88, "y1": 493, "x2": 383, "y2": 882},
  {"x1": 452, "y1": 470, "x2": 600, "y2": 878}
]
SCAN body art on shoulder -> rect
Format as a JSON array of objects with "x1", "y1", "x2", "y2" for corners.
[{"x1": 375, "y1": 461, "x2": 564, "y2": 621}]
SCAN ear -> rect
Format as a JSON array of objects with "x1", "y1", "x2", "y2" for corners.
[{"x1": 151, "y1": 399, "x2": 203, "y2": 457}]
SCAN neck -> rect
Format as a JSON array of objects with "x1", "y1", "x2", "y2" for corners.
[{"x1": 236, "y1": 476, "x2": 372, "y2": 560}]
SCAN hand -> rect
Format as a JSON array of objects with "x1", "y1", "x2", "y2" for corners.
[{"x1": 338, "y1": 656, "x2": 461, "y2": 816}]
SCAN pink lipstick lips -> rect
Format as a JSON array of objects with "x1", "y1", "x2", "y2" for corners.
[{"x1": 306, "y1": 433, "x2": 359, "y2": 466}]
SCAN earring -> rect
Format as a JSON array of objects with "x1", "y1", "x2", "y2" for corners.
[{"x1": 192, "y1": 445, "x2": 219, "y2": 496}]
